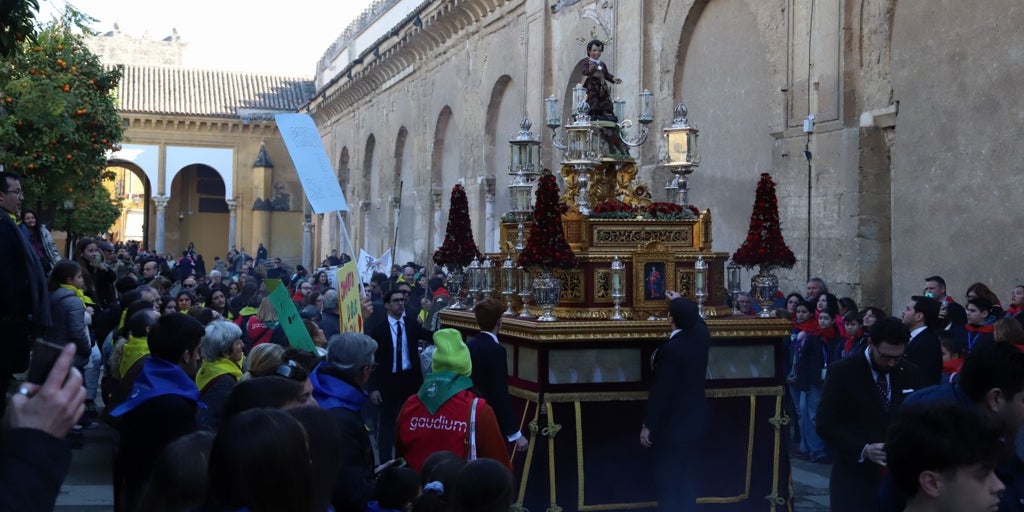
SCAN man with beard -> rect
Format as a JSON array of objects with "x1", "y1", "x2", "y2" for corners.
[{"x1": 816, "y1": 317, "x2": 926, "y2": 512}]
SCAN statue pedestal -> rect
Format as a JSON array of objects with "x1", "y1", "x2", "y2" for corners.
[{"x1": 441, "y1": 311, "x2": 793, "y2": 511}]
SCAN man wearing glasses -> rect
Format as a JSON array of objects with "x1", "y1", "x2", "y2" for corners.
[
  {"x1": 368, "y1": 288, "x2": 432, "y2": 463},
  {"x1": 816, "y1": 316, "x2": 925, "y2": 512},
  {"x1": 0, "y1": 171, "x2": 51, "y2": 418}
]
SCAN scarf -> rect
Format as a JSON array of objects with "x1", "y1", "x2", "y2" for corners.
[
  {"x1": 965, "y1": 322, "x2": 995, "y2": 334},
  {"x1": 108, "y1": 357, "x2": 202, "y2": 417},
  {"x1": 59, "y1": 283, "x2": 95, "y2": 306},
  {"x1": 814, "y1": 324, "x2": 838, "y2": 339},
  {"x1": 792, "y1": 317, "x2": 818, "y2": 333},
  {"x1": 119, "y1": 335, "x2": 150, "y2": 379},
  {"x1": 310, "y1": 364, "x2": 367, "y2": 411},
  {"x1": 417, "y1": 371, "x2": 474, "y2": 415},
  {"x1": 1008, "y1": 305, "x2": 1023, "y2": 317},
  {"x1": 195, "y1": 356, "x2": 243, "y2": 392}
]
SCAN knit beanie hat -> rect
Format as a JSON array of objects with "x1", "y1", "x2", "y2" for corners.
[{"x1": 431, "y1": 328, "x2": 472, "y2": 376}]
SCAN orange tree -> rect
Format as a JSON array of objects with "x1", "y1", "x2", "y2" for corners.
[
  {"x1": 0, "y1": 0, "x2": 39, "y2": 57},
  {"x1": 0, "y1": 13, "x2": 123, "y2": 236}
]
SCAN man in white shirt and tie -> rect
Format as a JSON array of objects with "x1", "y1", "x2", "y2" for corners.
[{"x1": 369, "y1": 288, "x2": 430, "y2": 462}]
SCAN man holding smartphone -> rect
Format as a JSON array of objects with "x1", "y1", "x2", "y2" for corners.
[{"x1": 0, "y1": 170, "x2": 51, "y2": 418}]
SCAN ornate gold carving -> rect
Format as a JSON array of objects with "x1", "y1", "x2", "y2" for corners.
[
  {"x1": 594, "y1": 270, "x2": 610, "y2": 300},
  {"x1": 678, "y1": 270, "x2": 693, "y2": 299},
  {"x1": 555, "y1": 269, "x2": 584, "y2": 302},
  {"x1": 588, "y1": 164, "x2": 616, "y2": 206},
  {"x1": 614, "y1": 162, "x2": 652, "y2": 208},
  {"x1": 559, "y1": 164, "x2": 579, "y2": 213},
  {"x1": 592, "y1": 226, "x2": 692, "y2": 246}
]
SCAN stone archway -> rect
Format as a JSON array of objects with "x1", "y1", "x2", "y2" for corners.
[
  {"x1": 105, "y1": 161, "x2": 153, "y2": 250},
  {"x1": 168, "y1": 164, "x2": 229, "y2": 259}
]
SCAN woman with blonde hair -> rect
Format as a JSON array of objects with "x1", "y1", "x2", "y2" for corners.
[
  {"x1": 242, "y1": 343, "x2": 286, "y2": 380},
  {"x1": 245, "y1": 297, "x2": 278, "y2": 349}
]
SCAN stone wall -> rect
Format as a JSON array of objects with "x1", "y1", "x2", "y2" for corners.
[{"x1": 309, "y1": 0, "x2": 1024, "y2": 311}]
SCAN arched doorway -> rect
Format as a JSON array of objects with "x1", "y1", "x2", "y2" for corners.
[
  {"x1": 168, "y1": 164, "x2": 229, "y2": 259},
  {"x1": 104, "y1": 162, "x2": 152, "y2": 250}
]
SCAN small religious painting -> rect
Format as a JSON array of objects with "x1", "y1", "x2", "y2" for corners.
[{"x1": 643, "y1": 262, "x2": 666, "y2": 300}]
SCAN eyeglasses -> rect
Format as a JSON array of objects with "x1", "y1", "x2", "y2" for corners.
[
  {"x1": 2, "y1": 189, "x2": 23, "y2": 197},
  {"x1": 275, "y1": 360, "x2": 309, "y2": 381},
  {"x1": 183, "y1": 283, "x2": 196, "y2": 288}
]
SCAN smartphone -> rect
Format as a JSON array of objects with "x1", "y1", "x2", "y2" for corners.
[{"x1": 27, "y1": 340, "x2": 68, "y2": 385}]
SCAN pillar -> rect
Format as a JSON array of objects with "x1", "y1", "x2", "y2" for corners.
[
  {"x1": 302, "y1": 217, "x2": 314, "y2": 270},
  {"x1": 483, "y1": 177, "x2": 496, "y2": 253},
  {"x1": 153, "y1": 195, "x2": 169, "y2": 255},
  {"x1": 226, "y1": 199, "x2": 238, "y2": 254},
  {"x1": 360, "y1": 200, "x2": 371, "y2": 257},
  {"x1": 431, "y1": 188, "x2": 443, "y2": 254}
]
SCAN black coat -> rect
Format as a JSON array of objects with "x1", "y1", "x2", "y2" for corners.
[
  {"x1": 115, "y1": 394, "x2": 198, "y2": 511},
  {"x1": 816, "y1": 352, "x2": 925, "y2": 512},
  {"x1": 643, "y1": 301, "x2": 710, "y2": 447},
  {"x1": 325, "y1": 403, "x2": 376, "y2": 512},
  {"x1": 905, "y1": 327, "x2": 942, "y2": 387},
  {"x1": 0, "y1": 428, "x2": 72, "y2": 512},
  {"x1": 467, "y1": 333, "x2": 518, "y2": 439},
  {"x1": 368, "y1": 316, "x2": 430, "y2": 399},
  {"x1": 0, "y1": 211, "x2": 50, "y2": 373}
]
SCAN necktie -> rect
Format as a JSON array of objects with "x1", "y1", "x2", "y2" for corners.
[
  {"x1": 876, "y1": 372, "x2": 889, "y2": 407},
  {"x1": 394, "y1": 321, "x2": 404, "y2": 372}
]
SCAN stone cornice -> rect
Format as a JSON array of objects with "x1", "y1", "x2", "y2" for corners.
[
  {"x1": 122, "y1": 114, "x2": 281, "y2": 136},
  {"x1": 307, "y1": 0, "x2": 521, "y2": 126}
]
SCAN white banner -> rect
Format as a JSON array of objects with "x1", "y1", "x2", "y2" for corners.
[
  {"x1": 274, "y1": 113, "x2": 348, "y2": 214},
  {"x1": 357, "y1": 249, "x2": 392, "y2": 284}
]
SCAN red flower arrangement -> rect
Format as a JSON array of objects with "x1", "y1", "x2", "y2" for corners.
[
  {"x1": 433, "y1": 184, "x2": 483, "y2": 268},
  {"x1": 517, "y1": 170, "x2": 579, "y2": 269},
  {"x1": 591, "y1": 200, "x2": 637, "y2": 218},
  {"x1": 731, "y1": 173, "x2": 796, "y2": 269},
  {"x1": 643, "y1": 202, "x2": 700, "y2": 220}
]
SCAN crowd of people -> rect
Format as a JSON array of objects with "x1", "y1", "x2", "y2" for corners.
[
  {"x1": 4, "y1": 164, "x2": 1024, "y2": 511},
  {"x1": 0, "y1": 171, "x2": 527, "y2": 512},
  {"x1": 768, "y1": 275, "x2": 1024, "y2": 512}
]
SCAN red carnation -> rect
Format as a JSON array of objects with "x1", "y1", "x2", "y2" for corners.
[
  {"x1": 517, "y1": 170, "x2": 578, "y2": 269},
  {"x1": 433, "y1": 184, "x2": 483, "y2": 267},
  {"x1": 731, "y1": 173, "x2": 796, "y2": 269}
]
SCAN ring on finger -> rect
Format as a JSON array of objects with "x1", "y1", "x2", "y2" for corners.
[{"x1": 17, "y1": 387, "x2": 30, "y2": 396}]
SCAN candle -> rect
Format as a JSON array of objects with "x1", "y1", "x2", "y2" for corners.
[
  {"x1": 695, "y1": 271, "x2": 705, "y2": 291},
  {"x1": 612, "y1": 272, "x2": 621, "y2": 292}
]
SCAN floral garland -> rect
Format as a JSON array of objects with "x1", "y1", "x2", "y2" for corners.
[
  {"x1": 590, "y1": 200, "x2": 699, "y2": 220},
  {"x1": 517, "y1": 170, "x2": 578, "y2": 269},
  {"x1": 731, "y1": 173, "x2": 796, "y2": 269},
  {"x1": 432, "y1": 184, "x2": 483, "y2": 268}
]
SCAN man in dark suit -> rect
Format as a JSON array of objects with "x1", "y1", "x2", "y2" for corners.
[
  {"x1": 640, "y1": 292, "x2": 709, "y2": 512},
  {"x1": 816, "y1": 316, "x2": 925, "y2": 512},
  {"x1": 369, "y1": 288, "x2": 431, "y2": 462},
  {"x1": 467, "y1": 298, "x2": 528, "y2": 453},
  {"x1": 0, "y1": 171, "x2": 50, "y2": 419},
  {"x1": 901, "y1": 295, "x2": 942, "y2": 386}
]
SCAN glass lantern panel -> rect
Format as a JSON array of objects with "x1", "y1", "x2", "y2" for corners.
[
  {"x1": 666, "y1": 130, "x2": 689, "y2": 165},
  {"x1": 687, "y1": 131, "x2": 700, "y2": 165}
]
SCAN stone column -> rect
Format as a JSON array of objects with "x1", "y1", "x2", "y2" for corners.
[
  {"x1": 302, "y1": 217, "x2": 314, "y2": 270},
  {"x1": 360, "y1": 201, "x2": 371, "y2": 256},
  {"x1": 483, "y1": 177, "x2": 496, "y2": 253},
  {"x1": 226, "y1": 199, "x2": 238, "y2": 254},
  {"x1": 431, "y1": 188, "x2": 443, "y2": 253},
  {"x1": 153, "y1": 195, "x2": 169, "y2": 254}
]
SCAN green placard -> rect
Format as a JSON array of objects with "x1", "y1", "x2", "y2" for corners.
[{"x1": 264, "y1": 279, "x2": 318, "y2": 353}]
